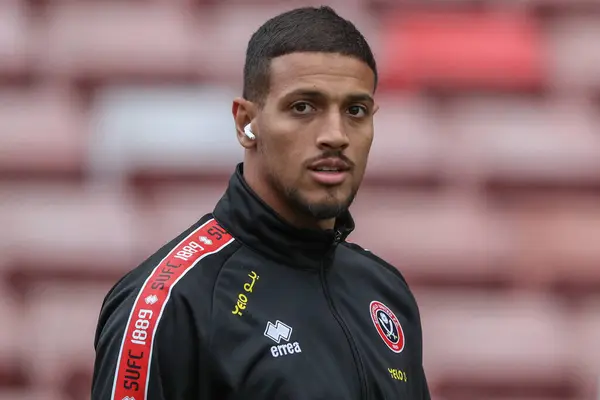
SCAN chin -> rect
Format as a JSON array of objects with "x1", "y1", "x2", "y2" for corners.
[
  {"x1": 305, "y1": 201, "x2": 347, "y2": 220},
  {"x1": 284, "y1": 181, "x2": 357, "y2": 220},
  {"x1": 304, "y1": 192, "x2": 354, "y2": 220}
]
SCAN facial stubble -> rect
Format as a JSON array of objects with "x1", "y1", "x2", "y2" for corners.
[
  {"x1": 267, "y1": 169, "x2": 357, "y2": 220},
  {"x1": 259, "y1": 135, "x2": 357, "y2": 222}
]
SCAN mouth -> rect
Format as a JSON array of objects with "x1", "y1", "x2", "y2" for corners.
[
  {"x1": 308, "y1": 157, "x2": 351, "y2": 172},
  {"x1": 308, "y1": 158, "x2": 351, "y2": 185}
]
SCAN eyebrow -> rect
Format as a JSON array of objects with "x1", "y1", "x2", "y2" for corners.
[{"x1": 282, "y1": 89, "x2": 374, "y2": 105}]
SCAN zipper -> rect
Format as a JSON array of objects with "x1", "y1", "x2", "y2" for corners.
[{"x1": 320, "y1": 232, "x2": 370, "y2": 400}]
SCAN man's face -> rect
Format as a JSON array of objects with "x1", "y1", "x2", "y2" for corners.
[{"x1": 253, "y1": 52, "x2": 377, "y2": 221}]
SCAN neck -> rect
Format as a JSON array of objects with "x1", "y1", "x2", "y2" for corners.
[{"x1": 242, "y1": 161, "x2": 335, "y2": 231}]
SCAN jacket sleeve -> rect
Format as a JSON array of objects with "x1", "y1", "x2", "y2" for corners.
[{"x1": 92, "y1": 289, "x2": 215, "y2": 399}]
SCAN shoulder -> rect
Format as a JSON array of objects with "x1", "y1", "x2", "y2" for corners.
[
  {"x1": 98, "y1": 214, "x2": 241, "y2": 332},
  {"x1": 341, "y1": 241, "x2": 411, "y2": 292},
  {"x1": 340, "y1": 241, "x2": 423, "y2": 325},
  {"x1": 157, "y1": 214, "x2": 241, "y2": 296}
]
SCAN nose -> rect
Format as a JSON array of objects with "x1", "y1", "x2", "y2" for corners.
[{"x1": 316, "y1": 112, "x2": 349, "y2": 150}]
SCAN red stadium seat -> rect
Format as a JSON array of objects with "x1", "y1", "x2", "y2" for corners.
[
  {"x1": 0, "y1": 86, "x2": 86, "y2": 178},
  {"x1": 446, "y1": 97, "x2": 600, "y2": 186},
  {"x1": 0, "y1": 0, "x2": 32, "y2": 78},
  {"x1": 0, "y1": 289, "x2": 26, "y2": 386},
  {"x1": 197, "y1": 5, "x2": 306, "y2": 86},
  {"x1": 508, "y1": 197, "x2": 600, "y2": 293},
  {"x1": 349, "y1": 191, "x2": 514, "y2": 287},
  {"x1": 366, "y1": 95, "x2": 445, "y2": 184},
  {"x1": 137, "y1": 182, "x2": 228, "y2": 254},
  {"x1": 371, "y1": 0, "x2": 600, "y2": 12},
  {"x1": 1, "y1": 183, "x2": 143, "y2": 282},
  {"x1": 210, "y1": 0, "x2": 352, "y2": 5},
  {"x1": 417, "y1": 290, "x2": 579, "y2": 391},
  {"x1": 548, "y1": 16, "x2": 600, "y2": 91},
  {"x1": 379, "y1": 10, "x2": 545, "y2": 91},
  {"x1": 41, "y1": 2, "x2": 197, "y2": 80},
  {"x1": 470, "y1": 397, "x2": 584, "y2": 400},
  {"x1": 0, "y1": 390, "x2": 62, "y2": 400},
  {"x1": 0, "y1": 209, "x2": 10, "y2": 275},
  {"x1": 573, "y1": 298, "x2": 600, "y2": 397},
  {"x1": 21, "y1": 282, "x2": 112, "y2": 390},
  {"x1": 515, "y1": 0, "x2": 600, "y2": 9},
  {"x1": 196, "y1": 3, "x2": 374, "y2": 86}
]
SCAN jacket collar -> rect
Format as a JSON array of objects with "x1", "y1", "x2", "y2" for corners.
[{"x1": 213, "y1": 163, "x2": 355, "y2": 269}]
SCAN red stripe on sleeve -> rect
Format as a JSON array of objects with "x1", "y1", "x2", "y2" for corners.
[{"x1": 111, "y1": 218, "x2": 234, "y2": 400}]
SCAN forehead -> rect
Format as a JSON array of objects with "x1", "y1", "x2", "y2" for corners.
[{"x1": 267, "y1": 52, "x2": 376, "y2": 100}]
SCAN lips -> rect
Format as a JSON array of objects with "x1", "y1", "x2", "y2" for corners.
[
  {"x1": 307, "y1": 157, "x2": 351, "y2": 186},
  {"x1": 308, "y1": 158, "x2": 350, "y2": 173}
]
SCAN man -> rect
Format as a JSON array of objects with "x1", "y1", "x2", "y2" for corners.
[{"x1": 92, "y1": 6, "x2": 430, "y2": 400}]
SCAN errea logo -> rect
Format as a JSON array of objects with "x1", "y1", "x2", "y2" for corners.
[
  {"x1": 264, "y1": 320, "x2": 302, "y2": 358},
  {"x1": 264, "y1": 320, "x2": 292, "y2": 343}
]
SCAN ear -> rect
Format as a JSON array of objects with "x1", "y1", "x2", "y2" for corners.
[{"x1": 232, "y1": 97, "x2": 257, "y2": 149}]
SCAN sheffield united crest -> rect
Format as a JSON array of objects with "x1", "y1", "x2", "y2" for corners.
[{"x1": 370, "y1": 301, "x2": 405, "y2": 353}]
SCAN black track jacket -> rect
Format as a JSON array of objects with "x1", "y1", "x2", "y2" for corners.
[{"x1": 92, "y1": 163, "x2": 431, "y2": 400}]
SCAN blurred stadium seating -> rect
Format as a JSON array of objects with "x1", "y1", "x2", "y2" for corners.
[{"x1": 0, "y1": 0, "x2": 599, "y2": 399}]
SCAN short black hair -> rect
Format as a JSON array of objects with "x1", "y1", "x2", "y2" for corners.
[{"x1": 243, "y1": 6, "x2": 378, "y2": 104}]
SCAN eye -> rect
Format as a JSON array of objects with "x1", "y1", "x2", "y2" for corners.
[
  {"x1": 347, "y1": 105, "x2": 368, "y2": 117},
  {"x1": 291, "y1": 102, "x2": 315, "y2": 115}
]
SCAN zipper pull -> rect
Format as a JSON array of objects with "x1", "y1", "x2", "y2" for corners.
[{"x1": 333, "y1": 230, "x2": 342, "y2": 244}]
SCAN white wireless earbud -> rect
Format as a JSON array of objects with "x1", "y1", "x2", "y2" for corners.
[{"x1": 243, "y1": 124, "x2": 256, "y2": 140}]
